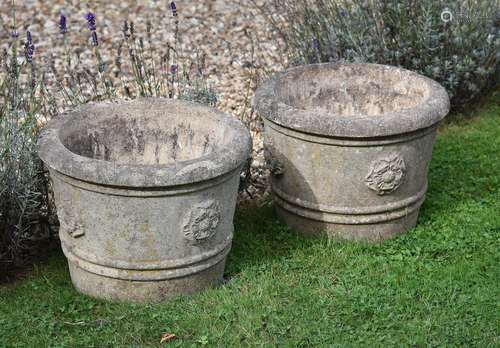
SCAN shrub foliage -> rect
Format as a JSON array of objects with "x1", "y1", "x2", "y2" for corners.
[
  {"x1": 0, "y1": 3, "x2": 217, "y2": 271},
  {"x1": 0, "y1": 34, "x2": 51, "y2": 269},
  {"x1": 261, "y1": 0, "x2": 499, "y2": 110}
]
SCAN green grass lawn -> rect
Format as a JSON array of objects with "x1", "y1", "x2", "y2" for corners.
[{"x1": 1, "y1": 97, "x2": 499, "y2": 347}]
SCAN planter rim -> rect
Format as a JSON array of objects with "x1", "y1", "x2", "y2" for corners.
[
  {"x1": 38, "y1": 98, "x2": 252, "y2": 188},
  {"x1": 254, "y1": 63, "x2": 450, "y2": 138}
]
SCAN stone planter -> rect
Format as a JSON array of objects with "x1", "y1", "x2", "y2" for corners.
[
  {"x1": 254, "y1": 63, "x2": 450, "y2": 241},
  {"x1": 38, "y1": 98, "x2": 251, "y2": 303}
]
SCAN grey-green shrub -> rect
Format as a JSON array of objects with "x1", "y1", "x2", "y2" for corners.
[
  {"x1": 1, "y1": 8, "x2": 217, "y2": 271},
  {"x1": 0, "y1": 37, "x2": 51, "y2": 268},
  {"x1": 261, "y1": 0, "x2": 499, "y2": 110}
]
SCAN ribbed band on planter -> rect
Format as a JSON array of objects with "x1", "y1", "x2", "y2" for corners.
[
  {"x1": 254, "y1": 63, "x2": 450, "y2": 241},
  {"x1": 38, "y1": 98, "x2": 252, "y2": 303}
]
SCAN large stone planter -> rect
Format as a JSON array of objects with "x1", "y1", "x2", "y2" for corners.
[
  {"x1": 38, "y1": 98, "x2": 251, "y2": 303},
  {"x1": 254, "y1": 63, "x2": 450, "y2": 241}
]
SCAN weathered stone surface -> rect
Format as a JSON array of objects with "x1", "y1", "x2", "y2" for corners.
[
  {"x1": 38, "y1": 98, "x2": 252, "y2": 303},
  {"x1": 254, "y1": 63, "x2": 450, "y2": 241}
]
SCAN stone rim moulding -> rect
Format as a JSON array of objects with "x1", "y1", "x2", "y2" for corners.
[
  {"x1": 254, "y1": 63, "x2": 450, "y2": 138},
  {"x1": 38, "y1": 98, "x2": 251, "y2": 188}
]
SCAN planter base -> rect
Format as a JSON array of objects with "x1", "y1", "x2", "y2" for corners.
[
  {"x1": 68, "y1": 259, "x2": 227, "y2": 303},
  {"x1": 275, "y1": 205, "x2": 420, "y2": 242}
]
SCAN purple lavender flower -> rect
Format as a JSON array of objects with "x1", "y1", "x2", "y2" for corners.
[
  {"x1": 312, "y1": 38, "x2": 319, "y2": 51},
  {"x1": 170, "y1": 64, "x2": 178, "y2": 74},
  {"x1": 170, "y1": 2, "x2": 178, "y2": 16},
  {"x1": 11, "y1": 30, "x2": 19, "y2": 39},
  {"x1": 85, "y1": 12, "x2": 99, "y2": 47},
  {"x1": 91, "y1": 31, "x2": 99, "y2": 46},
  {"x1": 85, "y1": 12, "x2": 97, "y2": 32},
  {"x1": 24, "y1": 31, "x2": 35, "y2": 63},
  {"x1": 59, "y1": 14, "x2": 68, "y2": 34}
]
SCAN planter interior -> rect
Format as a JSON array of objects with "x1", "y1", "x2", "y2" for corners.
[
  {"x1": 62, "y1": 108, "x2": 225, "y2": 165},
  {"x1": 276, "y1": 65, "x2": 428, "y2": 116}
]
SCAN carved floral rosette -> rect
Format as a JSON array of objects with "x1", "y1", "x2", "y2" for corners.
[
  {"x1": 183, "y1": 200, "x2": 221, "y2": 242},
  {"x1": 365, "y1": 153, "x2": 406, "y2": 195}
]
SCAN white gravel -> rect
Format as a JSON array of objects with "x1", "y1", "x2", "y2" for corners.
[{"x1": 0, "y1": 0, "x2": 287, "y2": 199}]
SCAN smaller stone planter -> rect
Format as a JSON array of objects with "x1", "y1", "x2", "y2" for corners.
[
  {"x1": 38, "y1": 98, "x2": 251, "y2": 303},
  {"x1": 254, "y1": 63, "x2": 450, "y2": 241}
]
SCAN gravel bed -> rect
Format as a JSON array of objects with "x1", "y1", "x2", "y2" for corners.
[{"x1": 0, "y1": 0, "x2": 287, "y2": 200}]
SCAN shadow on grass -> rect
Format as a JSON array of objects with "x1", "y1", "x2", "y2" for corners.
[
  {"x1": 226, "y1": 203, "x2": 318, "y2": 277},
  {"x1": 0, "y1": 237, "x2": 59, "y2": 285}
]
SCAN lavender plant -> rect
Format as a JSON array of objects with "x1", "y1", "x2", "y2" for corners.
[
  {"x1": 51, "y1": 4, "x2": 217, "y2": 109},
  {"x1": 1, "y1": 1, "x2": 217, "y2": 271},
  {"x1": 1, "y1": 23, "x2": 51, "y2": 271},
  {"x1": 259, "y1": 0, "x2": 499, "y2": 111}
]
